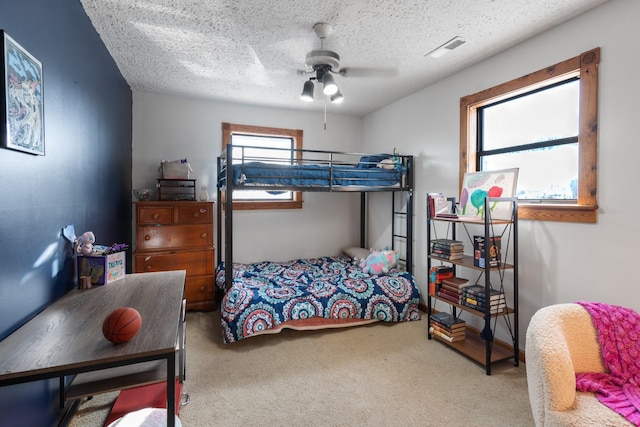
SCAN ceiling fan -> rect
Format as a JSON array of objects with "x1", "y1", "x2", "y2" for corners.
[
  {"x1": 297, "y1": 22, "x2": 398, "y2": 108},
  {"x1": 298, "y1": 22, "x2": 344, "y2": 103}
]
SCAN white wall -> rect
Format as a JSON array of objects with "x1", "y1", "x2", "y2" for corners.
[
  {"x1": 132, "y1": 93, "x2": 365, "y2": 263},
  {"x1": 131, "y1": 0, "x2": 639, "y2": 349},
  {"x1": 363, "y1": 0, "x2": 640, "y2": 346}
]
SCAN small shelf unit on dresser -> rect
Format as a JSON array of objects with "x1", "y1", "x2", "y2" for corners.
[
  {"x1": 426, "y1": 196, "x2": 518, "y2": 375},
  {"x1": 134, "y1": 201, "x2": 216, "y2": 311}
]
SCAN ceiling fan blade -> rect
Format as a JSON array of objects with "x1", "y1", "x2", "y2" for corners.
[{"x1": 338, "y1": 67, "x2": 398, "y2": 78}]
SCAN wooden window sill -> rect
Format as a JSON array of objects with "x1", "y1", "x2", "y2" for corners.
[{"x1": 518, "y1": 203, "x2": 597, "y2": 223}]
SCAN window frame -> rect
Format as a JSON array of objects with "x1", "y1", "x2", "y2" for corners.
[
  {"x1": 459, "y1": 48, "x2": 600, "y2": 223},
  {"x1": 222, "y1": 122, "x2": 303, "y2": 210}
]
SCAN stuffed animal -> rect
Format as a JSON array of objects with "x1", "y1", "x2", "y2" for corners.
[
  {"x1": 76, "y1": 231, "x2": 96, "y2": 256},
  {"x1": 376, "y1": 148, "x2": 402, "y2": 170},
  {"x1": 360, "y1": 249, "x2": 399, "y2": 275}
]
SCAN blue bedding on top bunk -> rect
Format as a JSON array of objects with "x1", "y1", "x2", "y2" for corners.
[
  {"x1": 230, "y1": 161, "x2": 403, "y2": 187},
  {"x1": 216, "y1": 255, "x2": 421, "y2": 343}
]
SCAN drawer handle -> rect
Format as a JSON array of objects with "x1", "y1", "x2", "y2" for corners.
[
  {"x1": 152, "y1": 212, "x2": 160, "y2": 219},
  {"x1": 199, "y1": 208, "x2": 206, "y2": 213},
  {"x1": 144, "y1": 235, "x2": 151, "y2": 241},
  {"x1": 200, "y1": 233, "x2": 207, "y2": 239},
  {"x1": 199, "y1": 286, "x2": 205, "y2": 292},
  {"x1": 145, "y1": 265, "x2": 152, "y2": 271}
]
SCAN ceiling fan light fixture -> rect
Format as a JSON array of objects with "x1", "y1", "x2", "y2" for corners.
[
  {"x1": 300, "y1": 79, "x2": 315, "y2": 102},
  {"x1": 425, "y1": 36, "x2": 465, "y2": 58},
  {"x1": 322, "y1": 72, "x2": 338, "y2": 95},
  {"x1": 330, "y1": 90, "x2": 344, "y2": 104}
]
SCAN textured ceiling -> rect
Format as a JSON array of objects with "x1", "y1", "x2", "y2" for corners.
[{"x1": 80, "y1": 0, "x2": 608, "y2": 116}]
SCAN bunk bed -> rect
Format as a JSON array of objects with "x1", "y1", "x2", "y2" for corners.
[{"x1": 216, "y1": 144, "x2": 420, "y2": 343}]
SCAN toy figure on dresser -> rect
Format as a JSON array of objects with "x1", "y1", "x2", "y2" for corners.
[{"x1": 75, "y1": 231, "x2": 96, "y2": 255}]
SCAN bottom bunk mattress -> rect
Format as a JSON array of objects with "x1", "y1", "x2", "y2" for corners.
[{"x1": 216, "y1": 255, "x2": 421, "y2": 343}]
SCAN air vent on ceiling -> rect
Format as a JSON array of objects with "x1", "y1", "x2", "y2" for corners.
[{"x1": 425, "y1": 36, "x2": 465, "y2": 58}]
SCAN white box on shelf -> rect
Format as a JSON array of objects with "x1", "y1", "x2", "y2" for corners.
[{"x1": 161, "y1": 161, "x2": 192, "y2": 179}]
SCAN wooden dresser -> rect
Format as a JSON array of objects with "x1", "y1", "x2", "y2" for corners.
[{"x1": 134, "y1": 201, "x2": 215, "y2": 311}]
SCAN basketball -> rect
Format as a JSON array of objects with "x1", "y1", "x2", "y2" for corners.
[{"x1": 102, "y1": 307, "x2": 142, "y2": 344}]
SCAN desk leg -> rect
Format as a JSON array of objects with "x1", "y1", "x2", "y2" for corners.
[
  {"x1": 60, "y1": 376, "x2": 65, "y2": 408},
  {"x1": 167, "y1": 352, "x2": 176, "y2": 427}
]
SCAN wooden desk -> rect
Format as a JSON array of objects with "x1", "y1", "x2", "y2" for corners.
[{"x1": 0, "y1": 270, "x2": 186, "y2": 427}]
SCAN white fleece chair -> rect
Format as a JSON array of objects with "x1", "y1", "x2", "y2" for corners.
[{"x1": 525, "y1": 303, "x2": 633, "y2": 426}]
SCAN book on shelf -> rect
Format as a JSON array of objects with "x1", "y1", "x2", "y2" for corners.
[
  {"x1": 436, "y1": 291, "x2": 460, "y2": 304},
  {"x1": 437, "y1": 286, "x2": 460, "y2": 299},
  {"x1": 430, "y1": 249, "x2": 464, "y2": 259},
  {"x1": 434, "y1": 213, "x2": 459, "y2": 219},
  {"x1": 463, "y1": 295, "x2": 506, "y2": 309},
  {"x1": 429, "y1": 326, "x2": 466, "y2": 342},
  {"x1": 429, "y1": 266, "x2": 454, "y2": 284},
  {"x1": 431, "y1": 213, "x2": 485, "y2": 221},
  {"x1": 428, "y1": 193, "x2": 450, "y2": 218},
  {"x1": 430, "y1": 252, "x2": 464, "y2": 261},
  {"x1": 473, "y1": 235, "x2": 502, "y2": 268},
  {"x1": 430, "y1": 312, "x2": 466, "y2": 329},
  {"x1": 430, "y1": 243, "x2": 464, "y2": 252},
  {"x1": 430, "y1": 323, "x2": 465, "y2": 338},
  {"x1": 432, "y1": 238, "x2": 464, "y2": 247},
  {"x1": 430, "y1": 246, "x2": 464, "y2": 256},
  {"x1": 429, "y1": 317, "x2": 466, "y2": 332},
  {"x1": 461, "y1": 300, "x2": 506, "y2": 314},
  {"x1": 462, "y1": 284, "x2": 506, "y2": 301},
  {"x1": 441, "y1": 276, "x2": 470, "y2": 289},
  {"x1": 463, "y1": 296, "x2": 506, "y2": 310},
  {"x1": 428, "y1": 265, "x2": 454, "y2": 295},
  {"x1": 440, "y1": 284, "x2": 465, "y2": 297}
]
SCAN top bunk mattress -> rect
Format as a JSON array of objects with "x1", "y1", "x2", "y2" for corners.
[
  {"x1": 231, "y1": 161, "x2": 403, "y2": 188},
  {"x1": 217, "y1": 147, "x2": 412, "y2": 191}
]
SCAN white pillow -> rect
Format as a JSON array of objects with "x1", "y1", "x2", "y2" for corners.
[
  {"x1": 342, "y1": 247, "x2": 371, "y2": 264},
  {"x1": 376, "y1": 158, "x2": 395, "y2": 169}
]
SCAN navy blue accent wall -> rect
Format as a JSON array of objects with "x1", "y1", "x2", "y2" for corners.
[{"x1": 0, "y1": 1, "x2": 132, "y2": 426}]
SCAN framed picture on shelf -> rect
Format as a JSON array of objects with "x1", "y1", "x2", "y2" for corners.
[
  {"x1": 459, "y1": 168, "x2": 518, "y2": 220},
  {"x1": 1, "y1": 31, "x2": 44, "y2": 155}
]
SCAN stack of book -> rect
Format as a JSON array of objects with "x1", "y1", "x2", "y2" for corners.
[
  {"x1": 430, "y1": 238, "x2": 464, "y2": 260},
  {"x1": 461, "y1": 284, "x2": 507, "y2": 314},
  {"x1": 437, "y1": 276, "x2": 471, "y2": 304},
  {"x1": 429, "y1": 312, "x2": 466, "y2": 342},
  {"x1": 428, "y1": 265, "x2": 453, "y2": 295}
]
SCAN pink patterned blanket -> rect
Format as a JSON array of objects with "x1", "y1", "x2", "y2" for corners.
[{"x1": 575, "y1": 301, "x2": 640, "y2": 426}]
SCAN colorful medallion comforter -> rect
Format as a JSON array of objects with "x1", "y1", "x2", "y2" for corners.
[{"x1": 216, "y1": 255, "x2": 421, "y2": 343}]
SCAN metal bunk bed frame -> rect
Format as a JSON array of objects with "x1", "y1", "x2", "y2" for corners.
[{"x1": 216, "y1": 144, "x2": 414, "y2": 292}]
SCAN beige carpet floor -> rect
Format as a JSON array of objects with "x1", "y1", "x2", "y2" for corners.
[{"x1": 70, "y1": 311, "x2": 534, "y2": 426}]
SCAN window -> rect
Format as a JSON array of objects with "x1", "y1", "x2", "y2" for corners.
[
  {"x1": 222, "y1": 123, "x2": 303, "y2": 210},
  {"x1": 460, "y1": 48, "x2": 600, "y2": 223}
]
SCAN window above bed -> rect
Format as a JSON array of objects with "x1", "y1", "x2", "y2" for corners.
[{"x1": 222, "y1": 123, "x2": 303, "y2": 210}]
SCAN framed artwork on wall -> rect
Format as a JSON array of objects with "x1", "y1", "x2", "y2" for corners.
[
  {"x1": 1, "y1": 31, "x2": 44, "y2": 155},
  {"x1": 459, "y1": 168, "x2": 519, "y2": 220}
]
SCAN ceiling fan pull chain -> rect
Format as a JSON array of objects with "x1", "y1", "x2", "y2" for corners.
[{"x1": 324, "y1": 95, "x2": 327, "y2": 130}]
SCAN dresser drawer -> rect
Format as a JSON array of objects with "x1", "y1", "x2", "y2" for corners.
[
  {"x1": 137, "y1": 206, "x2": 174, "y2": 225},
  {"x1": 177, "y1": 203, "x2": 212, "y2": 224},
  {"x1": 185, "y1": 276, "x2": 215, "y2": 305},
  {"x1": 134, "y1": 250, "x2": 214, "y2": 276},
  {"x1": 137, "y1": 224, "x2": 213, "y2": 250},
  {"x1": 134, "y1": 201, "x2": 215, "y2": 311}
]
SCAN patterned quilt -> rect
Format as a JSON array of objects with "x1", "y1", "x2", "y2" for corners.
[{"x1": 216, "y1": 255, "x2": 421, "y2": 343}]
